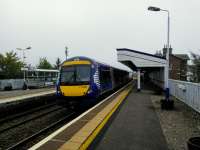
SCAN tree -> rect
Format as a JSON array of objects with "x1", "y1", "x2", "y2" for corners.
[
  {"x1": 37, "y1": 57, "x2": 53, "y2": 69},
  {"x1": 0, "y1": 51, "x2": 24, "y2": 79},
  {"x1": 0, "y1": 54, "x2": 4, "y2": 78},
  {"x1": 54, "y1": 57, "x2": 62, "y2": 69},
  {"x1": 190, "y1": 51, "x2": 200, "y2": 82},
  {"x1": 0, "y1": 53, "x2": 4, "y2": 70}
]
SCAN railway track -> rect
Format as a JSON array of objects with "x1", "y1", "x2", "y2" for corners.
[
  {"x1": 0, "y1": 102, "x2": 57, "y2": 125},
  {"x1": 0, "y1": 84, "x2": 129, "y2": 149},
  {"x1": 7, "y1": 112, "x2": 75, "y2": 150},
  {"x1": 0, "y1": 105, "x2": 63, "y2": 133},
  {"x1": 0, "y1": 102, "x2": 75, "y2": 150}
]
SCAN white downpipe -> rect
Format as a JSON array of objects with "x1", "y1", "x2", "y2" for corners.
[{"x1": 137, "y1": 69, "x2": 141, "y2": 91}]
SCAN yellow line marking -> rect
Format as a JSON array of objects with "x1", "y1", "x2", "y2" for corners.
[
  {"x1": 79, "y1": 85, "x2": 132, "y2": 150},
  {"x1": 58, "y1": 83, "x2": 133, "y2": 150},
  {"x1": 30, "y1": 82, "x2": 133, "y2": 150}
]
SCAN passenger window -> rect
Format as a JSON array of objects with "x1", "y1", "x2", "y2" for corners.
[{"x1": 100, "y1": 69, "x2": 111, "y2": 84}]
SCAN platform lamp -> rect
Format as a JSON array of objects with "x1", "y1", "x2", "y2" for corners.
[
  {"x1": 148, "y1": 6, "x2": 174, "y2": 109},
  {"x1": 17, "y1": 46, "x2": 31, "y2": 81}
]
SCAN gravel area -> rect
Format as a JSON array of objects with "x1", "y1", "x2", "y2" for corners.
[
  {"x1": 0, "y1": 87, "x2": 55, "y2": 99},
  {"x1": 151, "y1": 94, "x2": 200, "y2": 150}
]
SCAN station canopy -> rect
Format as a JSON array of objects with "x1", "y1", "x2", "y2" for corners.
[{"x1": 117, "y1": 48, "x2": 166, "y2": 71}]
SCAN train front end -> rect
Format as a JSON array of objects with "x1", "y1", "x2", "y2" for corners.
[{"x1": 56, "y1": 57, "x2": 100, "y2": 101}]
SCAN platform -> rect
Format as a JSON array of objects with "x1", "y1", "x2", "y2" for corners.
[
  {"x1": 89, "y1": 88, "x2": 168, "y2": 150},
  {"x1": 0, "y1": 88, "x2": 55, "y2": 104},
  {"x1": 30, "y1": 82, "x2": 169, "y2": 150}
]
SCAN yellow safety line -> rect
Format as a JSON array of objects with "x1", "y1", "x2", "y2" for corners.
[{"x1": 79, "y1": 85, "x2": 132, "y2": 150}]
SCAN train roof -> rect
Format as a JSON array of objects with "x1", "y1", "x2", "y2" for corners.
[
  {"x1": 65, "y1": 56, "x2": 96, "y2": 64},
  {"x1": 63, "y1": 56, "x2": 132, "y2": 72}
]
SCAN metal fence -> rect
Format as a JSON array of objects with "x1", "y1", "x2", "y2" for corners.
[
  {"x1": 0, "y1": 79, "x2": 24, "y2": 90},
  {"x1": 169, "y1": 79, "x2": 200, "y2": 113},
  {"x1": 0, "y1": 79, "x2": 55, "y2": 90}
]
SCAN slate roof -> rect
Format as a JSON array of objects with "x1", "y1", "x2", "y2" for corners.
[
  {"x1": 174, "y1": 54, "x2": 190, "y2": 60},
  {"x1": 117, "y1": 48, "x2": 166, "y2": 59}
]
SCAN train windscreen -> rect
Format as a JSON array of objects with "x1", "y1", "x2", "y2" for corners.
[{"x1": 60, "y1": 65, "x2": 91, "y2": 85}]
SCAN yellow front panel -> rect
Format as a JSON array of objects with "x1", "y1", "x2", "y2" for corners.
[
  {"x1": 63, "y1": 60, "x2": 91, "y2": 66},
  {"x1": 60, "y1": 85, "x2": 90, "y2": 96}
]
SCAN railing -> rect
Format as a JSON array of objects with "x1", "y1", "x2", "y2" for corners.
[
  {"x1": 0, "y1": 79, "x2": 24, "y2": 90},
  {"x1": 0, "y1": 79, "x2": 56, "y2": 90},
  {"x1": 169, "y1": 79, "x2": 200, "y2": 113}
]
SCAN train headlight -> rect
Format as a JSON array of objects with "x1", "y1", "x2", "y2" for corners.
[
  {"x1": 57, "y1": 90, "x2": 61, "y2": 94},
  {"x1": 87, "y1": 89, "x2": 93, "y2": 94}
]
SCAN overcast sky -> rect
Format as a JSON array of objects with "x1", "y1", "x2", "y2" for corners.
[{"x1": 0, "y1": 0, "x2": 199, "y2": 70}]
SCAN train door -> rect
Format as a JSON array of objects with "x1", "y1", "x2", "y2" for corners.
[
  {"x1": 99, "y1": 66, "x2": 112, "y2": 93},
  {"x1": 110, "y1": 68, "x2": 115, "y2": 89}
]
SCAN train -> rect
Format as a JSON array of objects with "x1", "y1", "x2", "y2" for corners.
[{"x1": 56, "y1": 56, "x2": 132, "y2": 104}]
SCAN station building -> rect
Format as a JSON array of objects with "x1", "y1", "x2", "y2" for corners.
[
  {"x1": 117, "y1": 47, "x2": 190, "y2": 91},
  {"x1": 162, "y1": 45, "x2": 190, "y2": 81}
]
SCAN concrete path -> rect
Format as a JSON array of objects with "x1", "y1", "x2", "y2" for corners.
[
  {"x1": 0, "y1": 88, "x2": 55, "y2": 99},
  {"x1": 0, "y1": 88, "x2": 55, "y2": 104},
  {"x1": 90, "y1": 87, "x2": 168, "y2": 150}
]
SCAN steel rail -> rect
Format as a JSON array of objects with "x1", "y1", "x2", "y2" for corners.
[
  {"x1": 6, "y1": 112, "x2": 75, "y2": 150},
  {"x1": 0, "y1": 102, "x2": 57, "y2": 124},
  {"x1": 0, "y1": 105, "x2": 64, "y2": 134}
]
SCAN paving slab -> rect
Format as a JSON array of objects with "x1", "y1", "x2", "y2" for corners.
[{"x1": 90, "y1": 88, "x2": 169, "y2": 150}]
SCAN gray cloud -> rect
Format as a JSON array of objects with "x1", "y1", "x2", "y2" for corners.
[{"x1": 0, "y1": 0, "x2": 200, "y2": 70}]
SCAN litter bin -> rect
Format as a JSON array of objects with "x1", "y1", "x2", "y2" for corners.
[{"x1": 187, "y1": 137, "x2": 200, "y2": 150}]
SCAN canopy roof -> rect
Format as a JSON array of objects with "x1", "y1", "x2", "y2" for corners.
[{"x1": 117, "y1": 48, "x2": 167, "y2": 70}]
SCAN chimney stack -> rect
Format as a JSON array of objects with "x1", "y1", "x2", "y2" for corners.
[{"x1": 163, "y1": 45, "x2": 173, "y2": 58}]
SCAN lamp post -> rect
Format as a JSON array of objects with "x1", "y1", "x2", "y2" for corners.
[
  {"x1": 65, "y1": 46, "x2": 68, "y2": 60},
  {"x1": 148, "y1": 6, "x2": 173, "y2": 109},
  {"x1": 17, "y1": 46, "x2": 31, "y2": 80}
]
